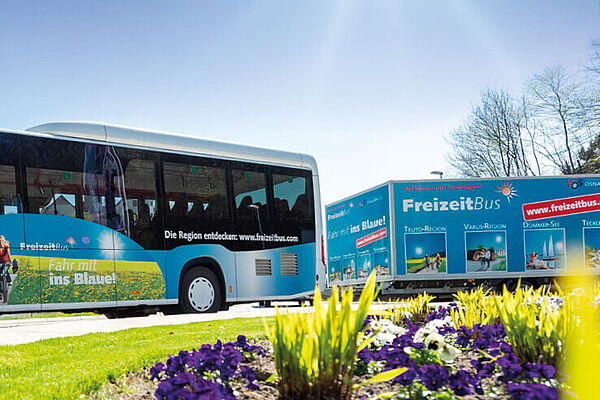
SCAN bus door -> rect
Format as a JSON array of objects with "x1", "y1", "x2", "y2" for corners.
[{"x1": 111, "y1": 148, "x2": 166, "y2": 307}]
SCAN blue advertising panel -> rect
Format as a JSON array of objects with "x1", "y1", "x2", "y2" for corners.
[
  {"x1": 326, "y1": 184, "x2": 391, "y2": 283},
  {"x1": 393, "y1": 176, "x2": 600, "y2": 276}
]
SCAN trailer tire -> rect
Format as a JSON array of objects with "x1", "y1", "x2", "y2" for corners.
[
  {"x1": 505, "y1": 279, "x2": 535, "y2": 292},
  {"x1": 180, "y1": 267, "x2": 222, "y2": 313}
]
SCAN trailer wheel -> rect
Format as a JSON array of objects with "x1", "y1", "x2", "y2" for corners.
[
  {"x1": 505, "y1": 279, "x2": 535, "y2": 292},
  {"x1": 180, "y1": 267, "x2": 222, "y2": 313}
]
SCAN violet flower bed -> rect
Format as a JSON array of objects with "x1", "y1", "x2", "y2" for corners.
[
  {"x1": 149, "y1": 305, "x2": 565, "y2": 400},
  {"x1": 149, "y1": 335, "x2": 266, "y2": 400}
]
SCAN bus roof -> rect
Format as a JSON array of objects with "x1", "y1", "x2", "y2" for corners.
[{"x1": 20, "y1": 121, "x2": 318, "y2": 174}]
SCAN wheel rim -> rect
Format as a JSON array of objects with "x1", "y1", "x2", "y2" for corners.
[{"x1": 188, "y1": 277, "x2": 215, "y2": 312}]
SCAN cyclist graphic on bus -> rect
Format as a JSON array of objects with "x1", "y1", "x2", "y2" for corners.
[{"x1": 0, "y1": 235, "x2": 15, "y2": 303}]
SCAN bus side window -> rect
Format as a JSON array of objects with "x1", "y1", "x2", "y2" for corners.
[
  {"x1": 272, "y1": 170, "x2": 315, "y2": 243},
  {"x1": 232, "y1": 169, "x2": 269, "y2": 231},
  {"x1": 0, "y1": 133, "x2": 22, "y2": 215},
  {"x1": 162, "y1": 158, "x2": 230, "y2": 248},
  {"x1": 22, "y1": 137, "x2": 87, "y2": 219},
  {"x1": 273, "y1": 173, "x2": 307, "y2": 222}
]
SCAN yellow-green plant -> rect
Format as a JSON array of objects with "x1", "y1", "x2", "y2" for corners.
[
  {"x1": 450, "y1": 287, "x2": 499, "y2": 328},
  {"x1": 388, "y1": 292, "x2": 435, "y2": 324},
  {"x1": 453, "y1": 286, "x2": 489, "y2": 308},
  {"x1": 493, "y1": 285, "x2": 576, "y2": 366},
  {"x1": 268, "y1": 271, "x2": 404, "y2": 400},
  {"x1": 561, "y1": 269, "x2": 600, "y2": 399}
]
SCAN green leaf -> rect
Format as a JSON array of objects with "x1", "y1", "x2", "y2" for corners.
[
  {"x1": 375, "y1": 392, "x2": 399, "y2": 399},
  {"x1": 354, "y1": 367, "x2": 407, "y2": 388},
  {"x1": 265, "y1": 372, "x2": 279, "y2": 383}
]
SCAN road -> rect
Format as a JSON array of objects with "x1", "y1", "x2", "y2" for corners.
[{"x1": 0, "y1": 301, "x2": 395, "y2": 346}]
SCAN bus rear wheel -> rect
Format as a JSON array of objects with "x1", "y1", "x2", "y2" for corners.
[{"x1": 180, "y1": 267, "x2": 222, "y2": 313}]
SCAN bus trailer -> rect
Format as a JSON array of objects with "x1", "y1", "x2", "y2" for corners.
[{"x1": 325, "y1": 177, "x2": 600, "y2": 296}]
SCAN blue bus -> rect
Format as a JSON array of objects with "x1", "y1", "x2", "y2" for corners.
[{"x1": 0, "y1": 122, "x2": 325, "y2": 316}]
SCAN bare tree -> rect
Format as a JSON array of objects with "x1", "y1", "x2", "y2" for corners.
[
  {"x1": 526, "y1": 66, "x2": 593, "y2": 173},
  {"x1": 586, "y1": 39, "x2": 600, "y2": 128},
  {"x1": 446, "y1": 89, "x2": 537, "y2": 177}
]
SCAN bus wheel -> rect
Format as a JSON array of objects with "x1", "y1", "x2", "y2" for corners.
[{"x1": 181, "y1": 267, "x2": 222, "y2": 313}]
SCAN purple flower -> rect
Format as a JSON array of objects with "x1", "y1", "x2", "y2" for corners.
[
  {"x1": 394, "y1": 367, "x2": 416, "y2": 386},
  {"x1": 236, "y1": 335, "x2": 248, "y2": 346},
  {"x1": 497, "y1": 355, "x2": 523, "y2": 383},
  {"x1": 426, "y1": 305, "x2": 453, "y2": 322},
  {"x1": 473, "y1": 336, "x2": 492, "y2": 350},
  {"x1": 153, "y1": 339, "x2": 247, "y2": 400},
  {"x1": 523, "y1": 363, "x2": 541, "y2": 379},
  {"x1": 198, "y1": 378, "x2": 236, "y2": 400},
  {"x1": 155, "y1": 380, "x2": 176, "y2": 400},
  {"x1": 439, "y1": 325, "x2": 457, "y2": 335},
  {"x1": 165, "y1": 354, "x2": 185, "y2": 377},
  {"x1": 373, "y1": 344, "x2": 415, "y2": 369},
  {"x1": 150, "y1": 362, "x2": 165, "y2": 381},
  {"x1": 472, "y1": 358, "x2": 495, "y2": 379},
  {"x1": 220, "y1": 344, "x2": 242, "y2": 379},
  {"x1": 171, "y1": 371, "x2": 197, "y2": 387},
  {"x1": 401, "y1": 318, "x2": 421, "y2": 334},
  {"x1": 172, "y1": 387, "x2": 194, "y2": 400},
  {"x1": 455, "y1": 326, "x2": 472, "y2": 348},
  {"x1": 523, "y1": 363, "x2": 556, "y2": 380},
  {"x1": 358, "y1": 347, "x2": 375, "y2": 365},
  {"x1": 506, "y1": 382, "x2": 558, "y2": 400},
  {"x1": 234, "y1": 334, "x2": 266, "y2": 357},
  {"x1": 539, "y1": 364, "x2": 556, "y2": 379},
  {"x1": 468, "y1": 373, "x2": 484, "y2": 395},
  {"x1": 418, "y1": 364, "x2": 449, "y2": 391},
  {"x1": 238, "y1": 365, "x2": 260, "y2": 390},
  {"x1": 449, "y1": 370, "x2": 472, "y2": 396},
  {"x1": 499, "y1": 340, "x2": 514, "y2": 354},
  {"x1": 489, "y1": 323, "x2": 506, "y2": 339}
]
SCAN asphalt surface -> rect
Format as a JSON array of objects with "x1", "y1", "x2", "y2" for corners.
[
  {"x1": 0, "y1": 301, "x2": 395, "y2": 346},
  {"x1": 0, "y1": 303, "x2": 286, "y2": 346}
]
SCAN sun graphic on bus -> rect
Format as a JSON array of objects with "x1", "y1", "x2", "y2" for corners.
[{"x1": 495, "y1": 182, "x2": 518, "y2": 202}]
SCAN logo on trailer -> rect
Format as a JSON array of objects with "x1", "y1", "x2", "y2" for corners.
[
  {"x1": 567, "y1": 178, "x2": 584, "y2": 189},
  {"x1": 495, "y1": 182, "x2": 518, "y2": 203}
]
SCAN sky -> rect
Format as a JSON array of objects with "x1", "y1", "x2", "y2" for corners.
[
  {"x1": 405, "y1": 232, "x2": 446, "y2": 258},
  {"x1": 465, "y1": 231, "x2": 506, "y2": 254},
  {"x1": 524, "y1": 229, "x2": 565, "y2": 256},
  {"x1": 1, "y1": 1, "x2": 599, "y2": 205}
]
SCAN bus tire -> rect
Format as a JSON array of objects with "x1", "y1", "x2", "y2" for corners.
[{"x1": 180, "y1": 267, "x2": 222, "y2": 313}]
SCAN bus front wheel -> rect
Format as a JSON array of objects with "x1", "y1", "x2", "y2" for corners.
[{"x1": 181, "y1": 267, "x2": 222, "y2": 313}]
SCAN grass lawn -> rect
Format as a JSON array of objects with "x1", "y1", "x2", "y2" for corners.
[
  {"x1": 0, "y1": 316, "x2": 271, "y2": 400},
  {"x1": 493, "y1": 258, "x2": 507, "y2": 271},
  {"x1": 406, "y1": 258, "x2": 424, "y2": 273},
  {"x1": 406, "y1": 258, "x2": 447, "y2": 273}
]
